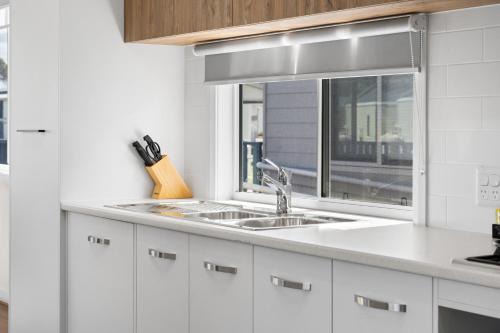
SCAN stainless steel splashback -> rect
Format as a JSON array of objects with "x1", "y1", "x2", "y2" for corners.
[{"x1": 204, "y1": 31, "x2": 422, "y2": 84}]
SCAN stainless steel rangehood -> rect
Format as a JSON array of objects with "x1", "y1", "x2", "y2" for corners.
[{"x1": 194, "y1": 15, "x2": 427, "y2": 84}]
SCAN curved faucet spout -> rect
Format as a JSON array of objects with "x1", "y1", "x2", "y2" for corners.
[{"x1": 260, "y1": 159, "x2": 292, "y2": 215}]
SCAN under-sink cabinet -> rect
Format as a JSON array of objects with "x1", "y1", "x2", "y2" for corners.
[
  {"x1": 136, "y1": 225, "x2": 189, "y2": 333},
  {"x1": 254, "y1": 246, "x2": 332, "y2": 333},
  {"x1": 67, "y1": 214, "x2": 134, "y2": 333},
  {"x1": 189, "y1": 235, "x2": 253, "y2": 333},
  {"x1": 332, "y1": 260, "x2": 433, "y2": 333}
]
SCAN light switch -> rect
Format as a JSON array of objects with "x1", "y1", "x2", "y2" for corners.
[
  {"x1": 490, "y1": 174, "x2": 500, "y2": 187},
  {"x1": 479, "y1": 173, "x2": 489, "y2": 186}
]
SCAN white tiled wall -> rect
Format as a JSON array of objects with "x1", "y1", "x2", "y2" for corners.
[
  {"x1": 184, "y1": 46, "x2": 215, "y2": 199},
  {"x1": 428, "y1": 4, "x2": 500, "y2": 233},
  {"x1": 184, "y1": 5, "x2": 500, "y2": 234}
]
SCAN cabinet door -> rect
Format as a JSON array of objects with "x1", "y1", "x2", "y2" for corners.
[
  {"x1": 136, "y1": 225, "x2": 189, "y2": 333},
  {"x1": 254, "y1": 246, "x2": 332, "y2": 333},
  {"x1": 233, "y1": 0, "x2": 298, "y2": 26},
  {"x1": 67, "y1": 214, "x2": 134, "y2": 333},
  {"x1": 174, "y1": 0, "x2": 232, "y2": 34},
  {"x1": 332, "y1": 260, "x2": 432, "y2": 333},
  {"x1": 189, "y1": 235, "x2": 253, "y2": 333},
  {"x1": 125, "y1": 0, "x2": 175, "y2": 41},
  {"x1": 297, "y1": 0, "x2": 336, "y2": 15}
]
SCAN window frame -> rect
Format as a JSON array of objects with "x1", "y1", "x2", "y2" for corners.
[{"x1": 228, "y1": 36, "x2": 427, "y2": 224}]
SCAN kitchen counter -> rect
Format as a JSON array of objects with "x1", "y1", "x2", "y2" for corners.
[{"x1": 61, "y1": 199, "x2": 500, "y2": 289}]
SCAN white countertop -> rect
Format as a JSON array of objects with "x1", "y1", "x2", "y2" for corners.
[{"x1": 61, "y1": 199, "x2": 500, "y2": 289}]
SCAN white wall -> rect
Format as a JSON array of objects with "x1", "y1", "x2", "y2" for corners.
[
  {"x1": 184, "y1": 47, "x2": 215, "y2": 199},
  {"x1": 427, "y1": 4, "x2": 500, "y2": 234},
  {"x1": 61, "y1": 0, "x2": 185, "y2": 202}
]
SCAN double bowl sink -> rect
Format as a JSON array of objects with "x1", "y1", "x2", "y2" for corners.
[{"x1": 111, "y1": 201, "x2": 359, "y2": 231}]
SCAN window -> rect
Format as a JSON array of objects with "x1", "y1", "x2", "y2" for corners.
[
  {"x1": 239, "y1": 74, "x2": 415, "y2": 207},
  {"x1": 240, "y1": 80, "x2": 318, "y2": 197},
  {"x1": 0, "y1": 7, "x2": 8, "y2": 166}
]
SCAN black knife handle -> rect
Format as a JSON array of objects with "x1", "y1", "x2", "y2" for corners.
[{"x1": 133, "y1": 141, "x2": 155, "y2": 166}]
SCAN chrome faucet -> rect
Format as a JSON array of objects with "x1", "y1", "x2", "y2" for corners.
[{"x1": 260, "y1": 158, "x2": 292, "y2": 215}]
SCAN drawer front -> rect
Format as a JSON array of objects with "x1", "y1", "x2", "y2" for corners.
[
  {"x1": 332, "y1": 260, "x2": 432, "y2": 333},
  {"x1": 189, "y1": 235, "x2": 253, "y2": 333},
  {"x1": 438, "y1": 279, "x2": 500, "y2": 318},
  {"x1": 68, "y1": 213, "x2": 134, "y2": 333},
  {"x1": 136, "y1": 225, "x2": 189, "y2": 333},
  {"x1": 254, "y1": 246, "x2": 332, "y2": 333}
]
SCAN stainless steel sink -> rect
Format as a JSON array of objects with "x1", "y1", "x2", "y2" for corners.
[
  {"x1": 186, "y1": 211, "x2": 269, "y2": 220},
  {"x1": 108, "y1": 201, "x2": 361, "y2": 231},
  {"x1": 235, "y1": 216, "x2": 328, "y2": 230}
]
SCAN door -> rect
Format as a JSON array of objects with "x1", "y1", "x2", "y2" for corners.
[
  {"x1": 9, "y1": 0, "x2": 61, "y2": 332},
  {"x1": 189, "y1": 235, "x2": 253, "y2": 333},
  {"x1": 136, "y1": 225, "x2": 189, "y2": 333},
  {"x1": 254, "y1": 246, "x2": 332, "y2": 333},
  {"x1": 67, "y1": 213, "x2": 134, "y2": 333}
]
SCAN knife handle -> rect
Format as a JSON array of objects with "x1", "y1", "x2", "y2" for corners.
[{"x1": 133, "y1": 141, "x2": 155, "y2": 166}]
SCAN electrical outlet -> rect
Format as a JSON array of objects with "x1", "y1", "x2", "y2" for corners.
[
  {"x1": 492, "y1": 189, "x2": 500, "y2": 201},
  {"x1": 481, "y1": 188, "x2": 489, "y2": 201},
  {"x1": 477, "y1": 167, "x2": 500, "y2": 206}
]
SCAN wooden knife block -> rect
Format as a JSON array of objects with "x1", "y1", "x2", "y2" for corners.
[{"x1": 145, "y1": 155, "x2": 193, "y2": 199}]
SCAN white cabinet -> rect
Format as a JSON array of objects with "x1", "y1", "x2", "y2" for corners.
[
  {"x1": 254, "y1": 246, "x2": 332, "y2": 333},
  {"x1": 10, "y1": 0, "x2": 61, "y2": 331},
  {"x1": 189, "y1": 235, "x2": 253, "y2": 333},
  {"x1": 67, "y1": 213, "x2": 134, "y2": 333},
  {"x1": 332, "y1": 260, "x2": 432, "y2": 333},
  {"x1": 136, "y1": 225, "x2": 189, "y2": 333}
]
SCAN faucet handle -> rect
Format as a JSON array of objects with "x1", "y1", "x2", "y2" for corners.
[{"x1": 263, "y1": 158, "x2": 291, "y2": 185}]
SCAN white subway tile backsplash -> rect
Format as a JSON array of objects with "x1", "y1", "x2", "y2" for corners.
[
  {"x1": 185, "y1": 58, "x2": 205, "y2": 83},
  {"x1": 185, "y1": 82, "x2": 211, "y2": 109},
  {"x1": 444, "y1": 164, "x2": 475, "y2": 198},
  {"x1": 428, "y1": 66, "x2": 447, "y2": 98},
  {"x1": 429, "y1": 30, "x2": 483, "y2": 65},
  {"x1": 429, "y1": 98, "x2": 482, "y2": 130},
  {"x1": 426, "y1": 5, "x2": 500, "y2": 233},
  {"x1": 483, "y1": 97, "x2": 500, "y2": 129},
  {"x1": 446, "y1": 196, "x2": 496, "y2": 233},
  {"x1": 446, "y1": 131, "x2": 500, "y2": 165},
  {"x1": 428, "y1": 131, "x2": 446, "y2": 163},
  {"x1": 484, "y1": 27, "x2": 500, "y2": 61},
  {"x1": 428, "y1": 163, "x2": 446, "y2": 195},
  {"x1": 428, "y1": 13, "x2": 447, "y2": 33},
  {"x1": 448, "y1": 62, "x2": 500, "y2": 97},
  {"x1": 445, "y1": 4, "x2": 500, "y2": 31},
  {"x1": 427, "y1": 195, "x2": 447, "y2": 228}
]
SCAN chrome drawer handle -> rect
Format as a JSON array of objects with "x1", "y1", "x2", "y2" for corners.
[
  {"x1": 203, "y1": 261, "x2": 237, "y2": 274},
  {"x1": 148, "y1": 248, "x2": 176, "y2": 260},
  {"x1": 87, "y1": 235, "x2": 110, "y2": 246},
  {"x1": 354, "y1": 295, "x2": 407, "y2": 313},
  {"x1": 270, "y1": 275, "x2": 311, "y2": 292}
]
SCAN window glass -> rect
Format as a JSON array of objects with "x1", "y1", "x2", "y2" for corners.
[
  {"x1": 240, "y1": 81, "x2": 318, "y2": 197},
  {"x1": 328, "y1": 74, "x2": 414, "y2": 206},
  {"x1": 238, "y1": 74, "x2": 414, "y2": 207}
]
